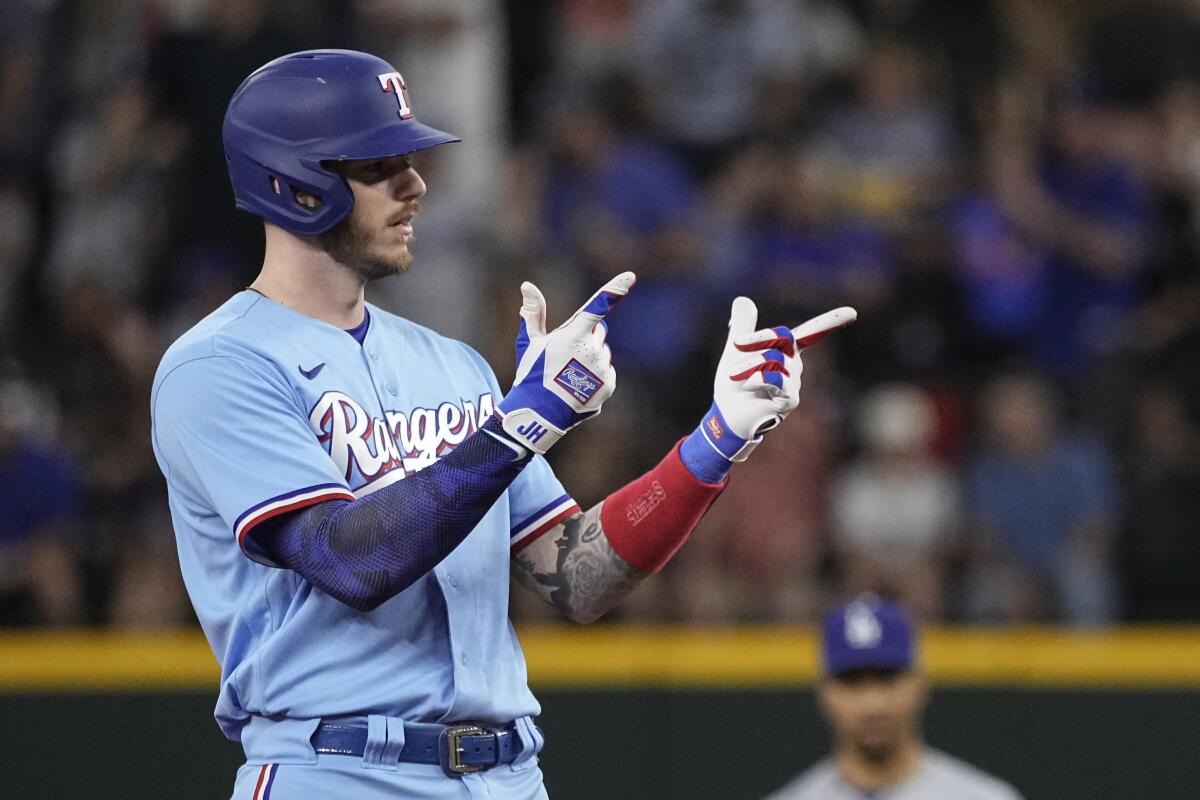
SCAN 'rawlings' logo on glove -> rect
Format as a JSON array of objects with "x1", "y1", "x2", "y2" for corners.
[{"x1": 555, "y1": 359, "x2": 603, "y2": 403}]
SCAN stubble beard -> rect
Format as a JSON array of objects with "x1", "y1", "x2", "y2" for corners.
[{"x1": 318, "y1": 211, "x2": 414, "y2": 283}]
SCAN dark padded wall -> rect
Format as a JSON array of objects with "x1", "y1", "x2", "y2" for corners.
[{"x1": 0, "y1": 688, "x2": 1193, "y2": 799}]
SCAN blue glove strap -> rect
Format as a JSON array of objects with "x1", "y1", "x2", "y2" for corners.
[
  {"x1": 680, "y1": 425, "x2": 734, "y2": 484},
  {"x1": 699, "y1": 402, "x2": 756, "y2": 460}
]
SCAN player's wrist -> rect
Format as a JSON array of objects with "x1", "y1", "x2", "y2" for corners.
[
  {"x1": 696, "y1": 402, "x2": 763, "y2": 464},
  {"x1": 480, "y1": 413, "x2": 537, "y2": 461},
  {"x1": 492, "y1": 406, "x2": 564, "y2": 454},
  {"x1": 680, "y1": 423, "x2": 735, "y2": 483}
]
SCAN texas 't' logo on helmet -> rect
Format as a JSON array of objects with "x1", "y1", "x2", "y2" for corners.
[{"x1": 377, "y1": 71, "x2": 414, "y2": 119}]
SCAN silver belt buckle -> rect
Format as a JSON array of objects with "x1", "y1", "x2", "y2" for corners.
[{"x1": 439, "y1": 723, "x2": 491, "y2": 777}]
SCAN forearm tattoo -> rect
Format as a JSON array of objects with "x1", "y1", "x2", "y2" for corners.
[{"x1": 512, "y1": 502, "x2": 645, "y2": 623}]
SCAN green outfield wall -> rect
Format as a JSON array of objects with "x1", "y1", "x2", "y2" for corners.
[{"x1": 1, "y1": 627, "x2": 1196, "y2": 799}]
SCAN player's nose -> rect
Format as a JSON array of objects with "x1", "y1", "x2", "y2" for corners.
[{"x1": 394, "y1": 164, "x2": 427, "y2": 202}]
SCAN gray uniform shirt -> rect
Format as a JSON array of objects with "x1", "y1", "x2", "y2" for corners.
[{"x1": 764, "y1": 749, "x2": 1025, "y2": 800}]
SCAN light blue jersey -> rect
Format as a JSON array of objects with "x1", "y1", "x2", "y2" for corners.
[
  {"x1": 764, "y1": 750, "x2": 1025, "y2": 800},
  {"x1": 151, "y1": 292, "x2": 578, "y2": 758}
]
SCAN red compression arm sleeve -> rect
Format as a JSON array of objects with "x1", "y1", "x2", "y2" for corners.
[{"x1": 599, "y1": 440, "x2": 727, "y2": 573}]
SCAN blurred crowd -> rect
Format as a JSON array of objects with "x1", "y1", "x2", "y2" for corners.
[{"x1": 2, "y1": 0, "x2": 1199, "y2": 629}]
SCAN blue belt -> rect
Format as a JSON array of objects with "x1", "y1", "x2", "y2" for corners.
[{"x1": 311, "y1": 719, "x2": 526, "y2": 778}]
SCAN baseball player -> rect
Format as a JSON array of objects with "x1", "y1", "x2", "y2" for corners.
[
  {"x1": 151, "y1": 49, "x2": 854, "y2": 799},
  {"x1": 764, "y1": 596, "x2": 1025, "y2": 800}
]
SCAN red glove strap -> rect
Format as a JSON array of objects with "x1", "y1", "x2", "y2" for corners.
[{"x1": 600, "y1": 440, "x2": 727, "y2": 573}]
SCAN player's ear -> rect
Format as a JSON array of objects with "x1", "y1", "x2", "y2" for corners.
[
  {"x1": 293, "y1": 187, "x2": 323, "y2": 210},
  {"x1": 269, "y1": 177, "x2": 323, "y2": 212}
]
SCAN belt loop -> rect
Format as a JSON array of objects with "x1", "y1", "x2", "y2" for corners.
[
  {"x1": 362, "y1": 714, "x2": 405, "y2": 771},
  {"x1": 512, "y1": 716, "x2": 543, "y2": 767},
  {"x1": 384, "y1": 717, "x2": 407, "y2": 765}
]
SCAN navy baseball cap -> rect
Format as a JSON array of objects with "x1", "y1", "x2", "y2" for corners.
[{"x1": 822, "y1": 596, "x2": 916, "y2": 677}]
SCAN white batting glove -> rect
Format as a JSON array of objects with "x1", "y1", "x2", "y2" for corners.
[
  {"x1": 496, "y1": 272, "x2": 636, "y2": 453},
  {"x1": 699, "y1": 298, "x2": 857, "y2": 462}
]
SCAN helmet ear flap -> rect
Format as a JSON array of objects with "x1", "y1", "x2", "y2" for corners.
[{"x1": 226, "y1": 149, "x2": 353, "y2": 236}]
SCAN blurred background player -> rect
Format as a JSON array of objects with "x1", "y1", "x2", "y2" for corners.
[{"x1": 764, "y1": 596, "x2": 1024, "y2": 800}]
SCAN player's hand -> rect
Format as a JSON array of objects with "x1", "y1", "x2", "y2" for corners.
[
  {"x1": 699, "y1": 298, "x2": 856, "y2": 462},
  {"x1": 497, "y1": 272, "x2": 636, "y2": 453}
]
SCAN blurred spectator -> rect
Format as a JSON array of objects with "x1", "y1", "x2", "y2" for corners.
[
  {"x1": 36, "y1": 278, "x2": 186, "y2": 627},
  {"x1": 0, "y1": 377, "x2": 85, "y2": 626},
  {"x1": 844, "y1": 0, "x2": 1004, "y2": 115},
  {"x1": 0, "y1": 180, "x2": 38, "y2": 338},
  {"x1": 59, "y1": 0, "x2": 155, "y2": 103},
  {"x1": 962, "y1": 373, "x2": 1119, "y2": 626},
  {"x1": 696, "y1": 140, "x2": 780, "y2": 296},
  {"x1": 987, "y1": 81, "x2": 1152, "y2": 375},
  {"x1": 859, "y1": 217, "x2": 976, "y2": 384},
  {"x1": 534, "y1": 81, "x2": 718, "y2": 412},
  {"x1": 949, "y1": 151, "x2": 1052, "y2": 362},
  {"x1": 44, "y1": 78, "x2": 183, "y2": 303},
  {"x1": 1087, "y1": 0, "x2": 1200, "y2": 108},
  {"x1": 159, "y1": 246, "x2": 247, "y2": 343},
  {"x1": 631, "y1": 0, "x2": 864, "y2": 176},
  {"x1": 831, "y1": 384, "x2": 959, "y2": 620},
  {"x1": 155, "y1": 0, "x2": 306, "y2": 285},
  {"x1": 1122, "y1": 383, "x2": 1200, "y2": 621},
  {"x1": 750, "y1": 142, "x2": 895, "y2": 324},
  {"x1": 539, "y1": 81, "x2": 699, "y2": 257},
  {"x1": 0, "y1": 0, "x2": 54, "y2": 173},
  {"x1": 359, "y1": 0, "x2": 507, "y2": 344},
  {"x1": 552, "y1": 0, "x2": 641, "y2": 77},
  {"x1": 817, "y1": 36, "x2": 961, "y2": 222},
  {"x1": 1, "y1": 2, "x2": 53, "y2": 338}
]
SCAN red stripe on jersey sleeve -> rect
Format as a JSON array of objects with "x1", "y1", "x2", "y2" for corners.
[{"x1": 510, "y1": 502, "x2": 581, "y2": 553}]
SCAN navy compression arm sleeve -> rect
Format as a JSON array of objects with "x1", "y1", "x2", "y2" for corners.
[{"x1": 251, "y1": 415, "x2": 530, "y2": 611}]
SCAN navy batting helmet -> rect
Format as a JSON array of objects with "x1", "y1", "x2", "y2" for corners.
[{"x1": 222, "y1": 49, "x2": 460, "y2": 236}]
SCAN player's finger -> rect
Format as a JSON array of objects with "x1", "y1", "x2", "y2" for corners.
[
  {"x1": 791, "y1": 306, "x2": 858, "y2": 349},
  {"x1": 735, "y1": 325, "x2": 796, "y2": 357},
  {"x1": 726, "y1": 296, "x2": 758, "y2": 344},
  {"x1": 590, "y1": 319, "x2": 609, "y2": 348},
  {"x1": 572, "y1": 271, "x2": 637, "y2": 322},
  {"x1": 518, "y1": 281, "x2": 548, "y2": 337},
  {"x1": 755, "y1": 415, "x2": 783, "y2": 435},
  {"x1": 728, "y1": 349, "x2": 789, "y2": 386}
]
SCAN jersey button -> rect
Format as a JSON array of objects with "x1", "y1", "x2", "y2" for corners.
[
  {"x1": 368, "y1": 349, "x2": 379, "y2": 361},
  {"x1": 446, "y1": 573, "x2": 458, "y2": 588},
  {"x1": 385, "y1": 382, "x2": 397, "y2": 395},
  {"x1": 460, "y1": 653, "x2": 468, "y2": 666}
]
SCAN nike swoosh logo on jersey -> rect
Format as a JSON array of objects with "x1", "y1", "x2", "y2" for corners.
[{"x1": 299, "y1": 362, "x2": 326, "y2": 380}]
